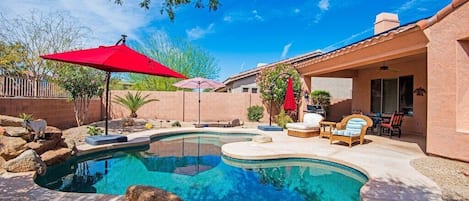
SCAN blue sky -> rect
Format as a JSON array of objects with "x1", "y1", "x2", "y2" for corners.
[{"x1": 0, "y1": 0, "x2": 451, "y2": 81}]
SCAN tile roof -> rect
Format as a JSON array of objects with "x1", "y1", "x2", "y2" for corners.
[{"x1": 296, "y1": 0, "x2": 468, "y2": 69}]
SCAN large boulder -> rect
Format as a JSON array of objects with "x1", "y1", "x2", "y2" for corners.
[
  {"x1": 0, "y1": 156, "x2": 5, "y2": 174},
  {"x1": 0, "y1": 135, "x2": 27, "y2": 160},
  {"x1": 0, "y1": 127, "x2": 5, "y2": 136},
  {"x1": 0, "y1": 156, "x2": 5, "y2": 166},
  {"x1": 45, "y1": 126, "x2": 62, "y2": 138},
  {"x1": 125, "y1": 185, "x2": 182, "y2": 201},
  {"x1": 40, "y1": 148, "x2": 72, "y2": 166},
  {"x1": 25, "y1": 138, "x2": 61, "y2": 155},
  {"x1": 63, "y1": 138, "x2": 78, "y2": 155},
  {"x1": 0, "y1": 115, "x2": 23, "y2": 127},
  {"x1": 2, "y1": 149, "x2": 47, "y2": 175},
  {"x1": 4, "y1": 127, "x2": 29, "y2": 137}
]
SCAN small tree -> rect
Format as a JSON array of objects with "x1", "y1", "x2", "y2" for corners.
[
  {"x1": 310, "y1": 90, "x2": 331, "y2": 108},
  {"x1": 311, "y1": 90, "x2": 331, "y2": 117},
  {"x1": 55, "y1": 65, "x2": 104, "y2": 126},
  {"x1": 257, "y1": 64, "x2": 301, "y2": 121},
  {"x1": 113, "y1": 91, "x2": 159, "y2": 118}
]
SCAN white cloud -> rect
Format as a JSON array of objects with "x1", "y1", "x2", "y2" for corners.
[
  {"x1": 322, "y1": 28, "x2": 373, "y2": 52},
  {"x1": 223, "y1": 15, "x2": 233, "y2": 22},
  {"x1": 293, "y1": 8, "x2": 301, "y2": 14},
  {"x1": 252, "y1": 10, "x2": 264, "y2": 21},
  {"x1": 186, "y1": 23, "x2": 215, "y2": 40},
  {"x1": 281, "y1": 42, "x2": 293, "y2": 59},
  {"x1": 395, "y1": 0, "x2": 418, "y2": 13},
  {"x1": 318, "y1": 0, "x2": 330, "y2": 11},
  {"x1": 0, "y1": 0, "x2": 165, "y2": 47}
]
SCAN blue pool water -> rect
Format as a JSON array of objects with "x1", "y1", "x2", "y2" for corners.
[{"x1": 35, "y1": 133, "x2": 368, "y2": 201}]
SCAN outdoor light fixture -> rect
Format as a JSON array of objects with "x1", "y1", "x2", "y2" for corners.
[{"x1": 413, "y1": 87, "x2": 426, "y2": 96}]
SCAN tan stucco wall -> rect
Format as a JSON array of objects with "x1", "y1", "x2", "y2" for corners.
[
  {"x1": 424, "y1": 2, "x2": 469, "y2": 161},
  {"x1": 0, "y1": 98, "x2": 103, "y2": 129},
  {"x1": 352, "y1": 56, "x2": 427, "y2": 135},
  {"x1": 110, "y1": 90, "x2": 269, "y2": 123}
]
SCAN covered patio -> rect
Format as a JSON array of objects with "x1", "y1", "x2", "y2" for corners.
[{"x1": 295, "y1": 0, "x2": 469, "y2": 162}]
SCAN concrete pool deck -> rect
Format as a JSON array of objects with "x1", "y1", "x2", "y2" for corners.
[{"x1": 0, "y1": 127, "x2": 441, "y2": 201}]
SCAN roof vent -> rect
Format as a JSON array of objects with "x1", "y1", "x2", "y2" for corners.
[{"x1": 374, "y1": 12, "x2": 400, "y2": 35}]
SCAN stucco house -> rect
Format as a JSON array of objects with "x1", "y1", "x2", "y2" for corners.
[
  {"x1": 217, "y1": 51, "x2": 322, "y2": 94},
  {"x1": 218, "y1": 50, "x2": 353, "y2": 107},
  {"x1": 295, "y1": 0, "x2": 469, "y2": 162}
]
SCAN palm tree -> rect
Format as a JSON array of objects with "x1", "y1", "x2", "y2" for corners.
[{"x1": 113, "y1": 91, "x2": 159, "y2": 118}]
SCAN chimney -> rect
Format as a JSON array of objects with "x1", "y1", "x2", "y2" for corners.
[{"x1": 374, "y1": 12, "x2": 400, "y2": 35}]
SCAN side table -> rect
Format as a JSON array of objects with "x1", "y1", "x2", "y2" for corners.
[{"x1": 319, "y1": 121, "x2": 337, "y2": 138}]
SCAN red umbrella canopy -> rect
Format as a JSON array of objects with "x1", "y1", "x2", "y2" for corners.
[
  {"x1": 40, "y1": 44, "x2": 186, "y2": 78},
  {"x1": 283, "y1": 78, "x2": 297, "y2": 111}
]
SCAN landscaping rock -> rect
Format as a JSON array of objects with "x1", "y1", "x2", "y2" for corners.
[
  {"x1": 252, "y1": 135, "x2": 273, "y2": 143},
  {"x1": 0, "y1": 115, "x2": 24, "y2": 127},
  {"x1": 0, "y1": 127, "x2": 5, "y2": 136},
  {"x1": 125, "y1": 185, "x2": 182, "y2": 201},
  {"x1": 0, "y1": 135, "x2": 27, "y2": 160},
  {"x1": 0, "y1": 156, "x2": 5, "y2": 166},
  {"x1": 64, "y1": 138, "x2": 78, "y2": 155},
  {"x1": 2, "y1": 149, "x2": 47, "y2": 175},
  {"x1": 4, "y1": 127, "x2": 29, "y2": 137},
  {"x1": 25, "y1": 138, "x2": 61, "y2": 155},
  {"x1": 40, "y1": 148, "x2": 72, "y2": 166}
]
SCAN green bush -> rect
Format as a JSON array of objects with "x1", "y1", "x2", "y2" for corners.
[
  {"x1": 275, "y1": 108, "x2": 293, "y2": 128},
  {"x1": 310, "y1": 90, "x2": 331, "y2": 107},
  {"x1": 248, "y1": 105, "x2": 264, "y2": 122},
  {"x1": 87, "y1": 126, "x2": 104, "y2": 136}
]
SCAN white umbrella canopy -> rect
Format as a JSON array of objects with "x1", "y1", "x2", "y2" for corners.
[{"x1": 173, "y1": 77, "x2": 225, "y2": 124}]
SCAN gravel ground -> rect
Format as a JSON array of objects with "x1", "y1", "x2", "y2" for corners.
[{"x1": 411, "y1": 156, "x2": 469, "y2": 201}]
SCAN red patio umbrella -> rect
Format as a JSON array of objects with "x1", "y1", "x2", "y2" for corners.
[
  {"x1": 41, "y1": 35, "x2": 186, "y2": 135},
  {"x1": 283, "y1": 78, "x2": 297, "y2": 111}
]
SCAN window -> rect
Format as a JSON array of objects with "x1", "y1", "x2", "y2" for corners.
[
  {"x1": 370, "y1": 75, "x2": 414, "y2": 115},
  {"x1": 251, "y1": 88, "x2": 258, "y2": 93},
  {"x1": 242, "y1": 88, "x2": 249, "y2": 93}
]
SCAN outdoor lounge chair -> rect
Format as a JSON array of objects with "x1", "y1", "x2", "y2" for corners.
[
  {"x1": 330, "y1": 114, "x2": 372, "y2": 147},
  {"x1": 380, "y1": 112, "x2": 404, "y2": 138},
  {"x1": 286, "y1": 113, "x2": 324, "y2": 138}
]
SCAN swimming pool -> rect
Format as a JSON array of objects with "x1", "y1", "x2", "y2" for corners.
[{"x1": 35, "y1": 132, "x2": 368, "y2": 201}]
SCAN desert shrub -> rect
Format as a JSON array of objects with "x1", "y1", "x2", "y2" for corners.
[
  {"x1": 248, "y1": 105, "x2": 264, "y2": 122},
  {"x1": 18, "y1": 113, "x2": 34, "y2": 121},
  {"x1": 171, "y1": 121, "x2": 181, "y2": 127},
  {"x1": 87, "y1": 126, "x2": 104, "y2": 136},
  {"x1": 275, "y1": 108, "x2": 293, "y2": 128}
]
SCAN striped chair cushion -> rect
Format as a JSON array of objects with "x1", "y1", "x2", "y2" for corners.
[{"x1": 333, "y1": 118, "x2": 367, "y2": 137}]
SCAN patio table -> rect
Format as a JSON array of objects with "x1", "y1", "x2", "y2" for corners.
[{"x1": 319, "y1": 121, "x2": 337, "y2": 138}]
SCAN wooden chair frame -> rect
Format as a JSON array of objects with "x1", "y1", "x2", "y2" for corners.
[{"x1": 330, "y1": 114, "x2": 373, "y2": 147}]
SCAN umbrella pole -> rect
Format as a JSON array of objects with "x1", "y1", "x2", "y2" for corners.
[
  {"x1": 105, "y1": 72, "x2": 111, "y2": 135},
  {"x1": 198, "y1": 85, "x2": 201, "y2": 125}
]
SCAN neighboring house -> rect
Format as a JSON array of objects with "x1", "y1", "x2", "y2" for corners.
[
  {"x1": 217, "y1": 50, "x2": 322, "y2": 94},
  {"x1": 295, "y1": 0, "x2": 469, "y2": 162}
]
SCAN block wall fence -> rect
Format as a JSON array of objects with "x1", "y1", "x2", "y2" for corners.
[{"x1": 0, "y1": 91, "x2": 350, "y2": 129}]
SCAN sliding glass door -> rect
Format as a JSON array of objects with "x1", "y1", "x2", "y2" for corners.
[{"x1": 370, "y1": 76, "x2": 413, "y2": 115}]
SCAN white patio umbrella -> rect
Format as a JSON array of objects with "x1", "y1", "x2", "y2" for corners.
[{"x1": 173, "y1": 77, "x2": 225, "y2": 125}]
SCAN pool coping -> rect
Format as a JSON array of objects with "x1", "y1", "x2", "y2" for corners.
[{"x1": 0, "y1": 127, "x2": 442, "y2": 201}]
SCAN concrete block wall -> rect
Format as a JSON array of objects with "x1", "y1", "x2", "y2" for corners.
[{"x1": 0, "y1": 97, "x2": 103, "y2": 129}]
